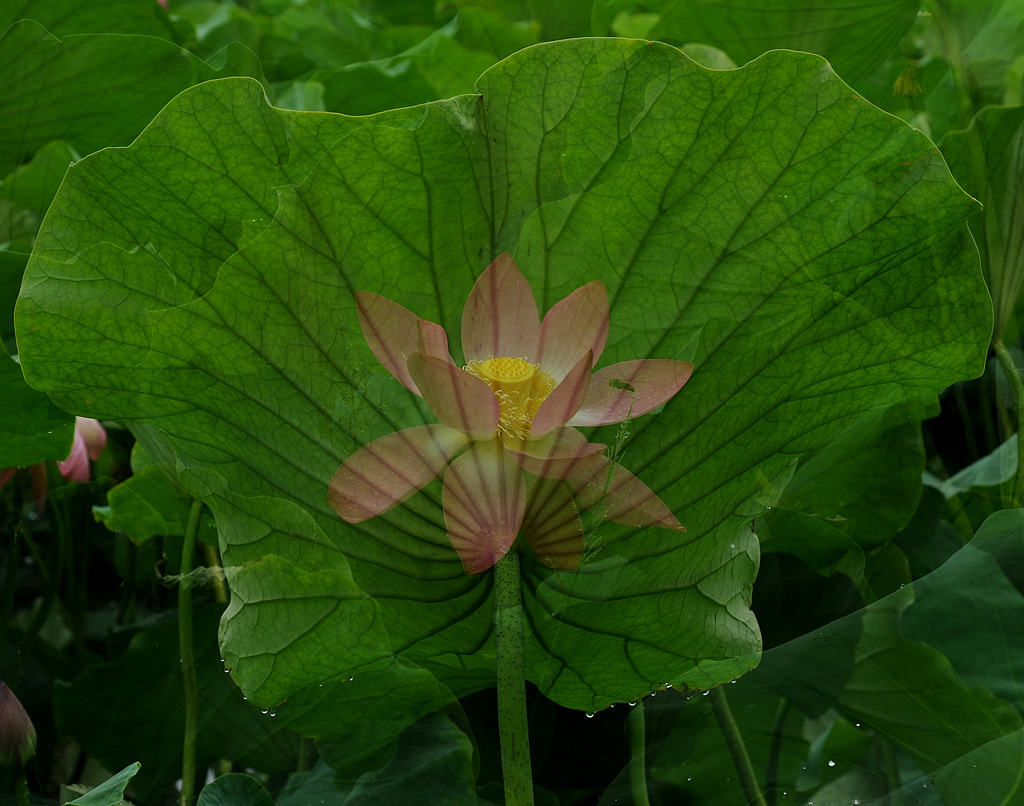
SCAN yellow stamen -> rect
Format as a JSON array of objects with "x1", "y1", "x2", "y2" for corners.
[{"x1": 465, "y1": 356, "x2": 556, "y2": 444}]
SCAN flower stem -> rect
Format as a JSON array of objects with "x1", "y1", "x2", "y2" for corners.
[
  {"x1": 710, "y1": 686, "x2": 766, "y2": 806},
  {"x1": 994, "y1": 341, "x2": 1024, "y2": 507},
  {"x1": 179, "y1": 499, "x2": 203, "y2": 806},
  {"x1": 628, "y1": 699, "x2": 651, "y2": 806},
  {"x1": 15, "y1": 766, "x2": 30, "y2": 806},
  {"x1": 494, "y1": 550, "x2": 534, "y2": 806}
]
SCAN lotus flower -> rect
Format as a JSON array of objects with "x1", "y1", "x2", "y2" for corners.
[{"x1": 329, "y1": 255, "x2": 693, "y2": 574}]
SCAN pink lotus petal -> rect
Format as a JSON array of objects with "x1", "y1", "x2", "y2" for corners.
[
  {"x1": 573, "y1": 457, "x2": 685, "y2": 531},
  {"x1": 417, "y1": 319, "x2": 454, "y2": 363},
  {"x1": 58, "y1": 431, "x2": 90, "y2": 482},
  {"x1": 531, "y1": 350, "x2": 593, "y2": 438},
  {"x1": 328, "y1": 424, "x2": 469, "y2": 522},
  {"x1": 507, "y1": 427, "x2": 605, "y2": 479},
  {"x1": 356, "y1": 290, "x2": 424, "y2": 395},
  {"x1": 461, "y1": 254, "x2": 539, "y2": 363},
  {"x1": 534, "y1": 281, "x2": 609, "y2": 381},
  {"x1": 569, "y1": 359, "x2": 694, "y2": 427},
  {"x1": 522, "y1": 475, "x2": 584, "y2": 571},
  {"x1": 76, "y1": 417, "x2": 107, "y2": 461},
  {"x1": 407, "y1": 352, "x2": 500, "y2": 440},
  {"x1": 443, "y1": 438, "x2": 526, "y2": 574}
]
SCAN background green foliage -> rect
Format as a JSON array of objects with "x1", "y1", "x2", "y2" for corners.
[{"x1": 1, "y1": 0, "x2": 1021, "y2": 804}]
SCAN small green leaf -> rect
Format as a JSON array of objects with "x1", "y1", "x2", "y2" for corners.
[
  {"x1": 197, "y1": 774, "x2": 276, "y2": 806},
  {"x1": 94, "y1": 463, "x2": 216, "y2": 545},
  {"x1": 62, "y1": 762, "x2": 141, "y2": 806}
]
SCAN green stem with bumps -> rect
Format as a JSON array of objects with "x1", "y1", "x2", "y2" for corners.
[{"x1": 494, "y1": 550, "x2": 534, "y2": 806}]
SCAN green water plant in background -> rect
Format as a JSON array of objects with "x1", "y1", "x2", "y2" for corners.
[{"x1": 1, "y1": 0, "x2": 1021, "y2": 804}]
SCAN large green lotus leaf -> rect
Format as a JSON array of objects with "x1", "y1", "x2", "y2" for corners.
[
  {"x1": 603, "y1": 0, "x2": 919, "y2": 85},
  {"x1": 0, "y1": 0, "x2": 172, "y2": 38},
  {"x1": 0, "y1": 19, "x2": 266, "y2": 176},
  {"x1": 16, "y1": 40, "x2": 989, "y2": 711},
  {"x1": 942, "y1": 105, "x2": 1024, "y2": 343}
]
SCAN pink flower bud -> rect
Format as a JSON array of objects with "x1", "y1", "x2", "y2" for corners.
[{"x1": 0, "y1": 682, "x2": 37, "y2": 768}]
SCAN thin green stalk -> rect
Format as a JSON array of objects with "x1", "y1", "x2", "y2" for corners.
[
  {"x1": 710, "y1": 687, "x2": 766, "y2": 806},
  {"x1": 179, "y1": 500, "x2": 203, "y2": 806},
  {"x1": 628, "y1": 699, "x2": 651, "y2": 806},
  {"x1": 994, "y1": 341, "x2": 1024, "y2": 507},
  {"x1": 494, "y1": 550, "x2": 534, "y2": 806},
  {"x1": 764, "y1": 699, "x2": 790, "y2": 806}
]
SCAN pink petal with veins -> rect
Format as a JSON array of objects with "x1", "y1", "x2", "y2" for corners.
[
  {"x1": 534, "y1": 281, "x2": 608, "y2": 381},
  {"x1": 58, "y1": 431, "x2": 90, "y2": 482},
  {"x1": 531, "y1": 350, "x2": 593, "y2": 439},
  {"x1": 573, "y1": 456, "x2": 685, "y2": 531},
  {"x1": 356, "y1": 290, "x2": 424, "y2": 395},
  {"x1": 407, "y1": 352, "x2": 500, "y2": 440},
  {"x1": 461, "y1": 254, "x2": 539, "y2": 362},
  {"x1": 569, "y1": 360, "x2": 694, "y2": 427},
  {"x1": 507, "y1": 426, "x2": 605, "y2": 479},
  {"x1": 522, "y1": 475, "x2": 584, "y2": 571},
  {"x1": 417, "y1": 319, "x2": 454, "y2": 363},
  {"x1": 76, "y1": 418, "x2": 107, "y2": 461},
  {"x1": 443, "y1": 438, "x2": 526, "y2": 574},
  {"x1": 328, "y1": 424, "x2": 469, "y2": 522}
]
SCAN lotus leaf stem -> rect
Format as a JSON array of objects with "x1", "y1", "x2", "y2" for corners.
[
  {"x1": 179, "y1": 499, "x2": 203, "y2": 806},
  {"x1": 711, "y1": 686, "x2": 766, "y2": 806}
]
